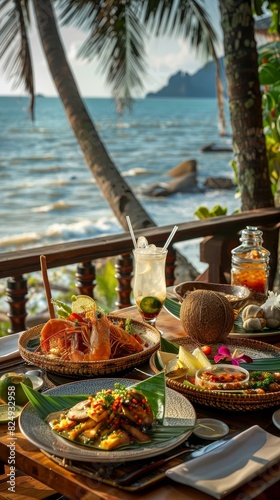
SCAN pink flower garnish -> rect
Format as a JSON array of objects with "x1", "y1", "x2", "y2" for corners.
[{"x1": 214, "y1": 346, "x2": 253, "y2": 366}]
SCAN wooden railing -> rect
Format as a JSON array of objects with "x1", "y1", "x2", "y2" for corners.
[{"x1": 1, "y1": 207, "x2": 279, "y2": 333}]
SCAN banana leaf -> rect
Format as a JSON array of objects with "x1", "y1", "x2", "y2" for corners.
[
  {"x1": 21, "y1": 373, "x2": 195, "y2": 450},
  {"x1": 160, "y1": 336, "x2": 179, "y2": 354},
  {"x1": 21, "y1": 372, "x2": 167, "y2": 423},
  {"x1": 164, "y1": 297, "x2": 181, "y2": 319}
]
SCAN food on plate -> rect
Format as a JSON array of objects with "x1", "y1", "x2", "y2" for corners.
[
  {"x1": 262, "y1": 292, "x2": 280, "y2": 328},
  {"x1": 201, "y1": 345, "x2": 212, "y2": 356},
  {"x1": 161, "y1": 346, "x2": 211, "y2": 380},
  {"x1": 46, "y1": 384, "x2": 155, "y2": 450},
  {"x1": 242, "y1": 304, "x2": 264, "y2": 321},
  {"x1": 195, "y1": 364, "x2": 249, "y2": 391},
  {"x1": 192, "y1": 347, "x2": 212, "y2": 367},
  {"x1": 180, "y1": 289, "x2": 235, "y2": 343},
  {"x1": 156, "y1": 340, "x2": 280, "y2": 394},
  {"x1": 245, "y1": 371, "x2": 280, "y2": 393},
  {"x1": 0, "y1": 372, "x2": 33, "y2": 406},
  {"x1": 37, "y1": 296, "x2": 145, "y2": 361},
  {"x1": 241, "y1": 292, "x2": 280, "y2": 331}
]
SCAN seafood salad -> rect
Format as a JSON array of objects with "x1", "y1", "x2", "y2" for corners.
[
  {"x1": 37, "y1": 295, "x2": 145, "y2": 361},
  {"x1": 47, "y1": 383, "x2": 155, "y2": 450}
]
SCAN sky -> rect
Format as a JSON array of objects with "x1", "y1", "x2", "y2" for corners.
[{"x1": 0, "y1": 1, "x2": 222, "y2": 98}]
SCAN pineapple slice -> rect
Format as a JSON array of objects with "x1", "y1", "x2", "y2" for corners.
[
  {"x1": 178, "y1": 346, "x2": 203, "y2": 377},
  {"x1": 192, "y1": 347, "x2": 212, "y2": 368},
  {"x1": 156, "y1": 351, "x2": 177, "y2": 370}
]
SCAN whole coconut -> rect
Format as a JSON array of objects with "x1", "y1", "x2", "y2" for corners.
[{"x1": 180, "y1": 289, "x2": 234, "y2": 343}]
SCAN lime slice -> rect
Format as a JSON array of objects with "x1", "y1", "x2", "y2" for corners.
[
  {"x1": 140, "y1": 296, "x2": 162, "y2": 314},
  {"x1": 0, "y1": 404, "x2": 22, "y2": 423},
  {"x1": 71, "y1": 295, "x2": 96, "y2": 315}
]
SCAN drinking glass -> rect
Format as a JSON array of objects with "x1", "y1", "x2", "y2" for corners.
[{"x1": 133, "y1": 246, "x2": 167, "y2": 328}]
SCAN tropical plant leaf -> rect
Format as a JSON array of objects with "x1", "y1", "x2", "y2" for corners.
[
  {"x1": 160, "y1": 334, "x2": 180, "y2": 355},
  {"x1": 164, "y1": 297, "x2": 181, "y2": 319},
  {"x1": 240, "y1": 358, "x2": 280, "y2": 371},
  {"x1": 21, "y1": 373, "x2": 166, "y2": 423},
  {"x1": 0, "y1": 0, "x2": 35, "y2": 119},
  {"x1": 20, "y1": 384, "x2": 89, "y2": 420}
]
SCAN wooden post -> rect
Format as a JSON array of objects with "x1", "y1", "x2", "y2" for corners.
[
  {"x1": 75, "y1": 261, "x2": 96, "y2": 298},
  {"x1": 115, "y1": 253, "x2": 133, "y2": 309},
  {"x1": 6, "y1": 276, "x2": 28, "y2": 333}
]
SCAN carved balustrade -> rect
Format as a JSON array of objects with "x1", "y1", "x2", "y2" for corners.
[{"x1": 0, "y1": 208, "x2": 279, "y2": 333}]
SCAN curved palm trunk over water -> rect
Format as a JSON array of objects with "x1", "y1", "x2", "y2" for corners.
[
  {"x1": 219, "y1": 0, "x2": 274, "y2": 210},
  {"x1": 32, "y1": 0, "x2": 154, "y2": 231}
]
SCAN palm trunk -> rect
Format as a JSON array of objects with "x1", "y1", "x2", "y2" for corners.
[
  {"x1": 219, "y1": 0, "x2": 274, "y2": 210},
  {"x1": 32, "y1": 0, "x2": 155, "y2": 231}
]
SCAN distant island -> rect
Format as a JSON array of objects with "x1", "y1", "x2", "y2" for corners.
[{"x1": 146, "y1": 57, "x2": 226, "y2": 98}]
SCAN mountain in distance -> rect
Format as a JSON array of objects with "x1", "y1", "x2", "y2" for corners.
[{"x1": 146, "y1": 57, "x2": 226, "y2": 98}]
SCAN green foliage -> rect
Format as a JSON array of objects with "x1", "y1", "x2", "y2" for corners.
[
  {"x1": 227, "y1": 38, "x2": 280, "y2": 206},
  {"x1": 95, "y1": 260, "x2": 117, "y2": 311},
  {"x1": 258, "y1": 41, "x2": 280, "y2": 197},
  {"x1": 194, "y1": 205, "x2": 227, "y2": 220},
  {"x1": 0, "y1": 321, "x2": 9, "y2": 337}
]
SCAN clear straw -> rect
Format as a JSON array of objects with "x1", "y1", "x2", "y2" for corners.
[
  {"x1": 126, "y1": 215, "x2": 137, "y2": 249},
  {"x1": 162, "y1": 225, "x2": 178, "y2": 252}
]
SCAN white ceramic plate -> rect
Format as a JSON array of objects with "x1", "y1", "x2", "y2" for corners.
[
  {"x1": 193, "y1": 418, "x2": 229, "y2": 440},
  {"x1": 0, "y1": 332, "x2": 22, "y2": 361},
  {"x1": 19, "y1": 378, "x2": 196, "y2": 463},
  {"x1": 272, "y1": 409, "x2": 280, "y2": 430}
]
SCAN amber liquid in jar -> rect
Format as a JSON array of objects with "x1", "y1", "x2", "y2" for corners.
[{"x1": 231, "y1": 227, "x2": 270, "y2": 294}]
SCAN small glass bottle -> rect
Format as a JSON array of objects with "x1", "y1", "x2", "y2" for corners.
[{"x1": 231, "y1": 226, "x2": 270, "y2": 294}]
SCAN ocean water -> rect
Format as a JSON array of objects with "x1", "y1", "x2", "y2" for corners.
[{"x1": 0, "y1": 96, "x2": 239, "y2": 271}]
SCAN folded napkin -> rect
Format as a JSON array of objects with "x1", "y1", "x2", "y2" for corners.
[
  {"x1": 165, "y1": 425, "x2": 280, "y2": 499},
  {"x1": 0, "y1": 332, "x2": 22, "y2": 362}
]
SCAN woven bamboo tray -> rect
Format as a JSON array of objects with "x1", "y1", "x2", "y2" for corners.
[
  {"x1": 150, "y1": 337, "x2": 280, "y2": 411},
  {"x1": 18, "y1": 316, "x2": 160, "y2": 377}
]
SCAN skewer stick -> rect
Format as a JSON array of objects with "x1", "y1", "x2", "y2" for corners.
[{"x1": 40, "y1": 255, "x2": 55, "y2": 319}]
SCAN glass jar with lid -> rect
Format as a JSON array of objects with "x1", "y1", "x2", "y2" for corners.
[{"x1": 231, "y1": 226, "x2": 270, "y2": 294}]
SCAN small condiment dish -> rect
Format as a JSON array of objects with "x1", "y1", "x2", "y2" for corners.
[{"x1": 194, "y1": 418, "x2": 229, "y2": 440}]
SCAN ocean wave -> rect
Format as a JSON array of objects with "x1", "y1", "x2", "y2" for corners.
[
  {"x1": 0, "y1": 217, "x2": 122, "y2": 253},
  {"x1": 0, "y1": 232, "x2": 41, "y2": 248},
  {"x1": 45, "y1": 218, "x2": 122, "y2": 240},
  {"x1": 123, "y1": 167, "x2": 149, "y2": 176},
  {"x1": 32, "y1": 200, "x2": 71, "y2": 213}
]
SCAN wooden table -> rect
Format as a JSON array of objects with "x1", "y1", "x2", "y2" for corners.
[{"x1": 1, "y1": 307, "x2": 280, "y2": 500}]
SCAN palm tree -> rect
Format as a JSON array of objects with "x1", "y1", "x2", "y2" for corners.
[
  {"x1": 48, "y1": 0, "x2": 278, "y2": 211},
  {"x1": 219, "y1": 0, "x2": 274, "y2": 210},
  {"x1": 0, "y1": 0, "x2": 218, "y2": 232}
]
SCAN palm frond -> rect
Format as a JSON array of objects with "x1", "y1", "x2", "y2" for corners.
[
  {"x1": 142, "y1": 0, "x2": 220, "y2": 58},
  {"x1": 58, "y1": 1, "x2": 147, "y2": 109},
  {"x1": 0, "y1": 0, "x2": 35, "y2": 119}
]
